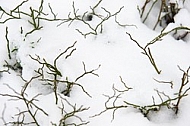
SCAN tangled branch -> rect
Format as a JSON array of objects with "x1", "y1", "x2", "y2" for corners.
[
  {"x1": 57, "y1": 0, "x2": 124, "y2": 38},
  {"x1": 51, "y1": 94, "x2": 90, "y2": 126},
  {"x1": 30, "y1": 41, "x2": 100, "y2": 104},
  {"x1": 30, "y1": 41, "x2": 77, "y2": 104},
  {"x1": 93, "y1": 65, "x2": 190, "y2": 121},
  {"x1": 92, "y1": 76, "x2": 132, "y2": 121},
  {"x1": 0, "y1": 81, "x2": 48, "y2": 125},
  {"x1": 0, "y1": 0, "x2": 65, "y2": 37},
  {"x1": 0, "y1": 0, "x2": 28, "y2": 23}
]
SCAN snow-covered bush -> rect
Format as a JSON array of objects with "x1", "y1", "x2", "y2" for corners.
[{"x1": 0, "y1": 0, "x2": 190, "y2": 126}]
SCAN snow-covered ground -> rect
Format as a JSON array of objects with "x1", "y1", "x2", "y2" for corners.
[{"x1": 0, "y1": 0, "x2": 190, "y2": 125}]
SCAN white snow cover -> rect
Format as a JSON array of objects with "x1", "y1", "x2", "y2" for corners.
[{"x1": 0, "y1": 0, "x2": 190, "y2": 126}]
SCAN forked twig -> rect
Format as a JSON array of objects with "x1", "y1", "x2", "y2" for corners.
[
  {"x1": 92, "y1": 76, "x2": 132, "y2": 121},
  {"x1": 126, "y1": 32, "x2": 161, "y2": 74},
  {"x1": 75, "y1": 62, "x2": 100, "y2": 82},
  {"x1": 126, "y1": 26, "x2": 190, "y2": 74}
]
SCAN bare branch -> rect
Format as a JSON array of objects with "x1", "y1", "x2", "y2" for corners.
[
  {"x1": 174, "y1": 66, "x2": 190, "y2": 114},
  {"x1": 58, "y1": 1, "x2": 124, "y2": 38},
  {"x1": 75, "y1": 62, "x2": 100, "y2": 82},
  {"x1": 57, "y1": 94, "x2": 90, "y2": 126},
  {"x1": 0, "y1": 83, "x2": 48, "y2": 125},
  {"x1": 92, "y1": 77, "x2": 132, "y2": 121},
  {"x1": 126, "y1": 32, "x2": 161, "y2": 74},
  {"x1": 54, "y1": 41, "x2": 77, "y2": 67},
  {"x1": 0, "y1": 103, "x2": 6, "y2": 125},
  {"x1": 114, "y1": 15, "x2": 137, "y2": 28},
  {"x1": 153, "y1": 78, "x2": 174, "y2": 89},
  {"x1": 5, "y1": 27, "x2": 11, "y2": 59}
]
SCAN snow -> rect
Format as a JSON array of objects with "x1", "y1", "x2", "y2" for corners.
[{"x1": 0, "y1": 0, "x2": 190, "y2": 126}]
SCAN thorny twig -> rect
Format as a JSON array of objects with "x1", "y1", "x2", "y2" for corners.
[
  {"x1": 52, "y1": 94, "x2": 90, "y2": 126},
  {"x1": 92, "y1": 85, "x2": 128, "y2": 121},
  {"x1": 0, "y1": 79, "x2": 48, "y2": 126},
  {"x1": 92, "y1": 76, "x2": 132, "y2": 121}
]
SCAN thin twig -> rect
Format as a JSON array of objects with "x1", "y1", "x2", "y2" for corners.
[{"x1": 5, "y1": 27, "x2": 11, "y2": 59}]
